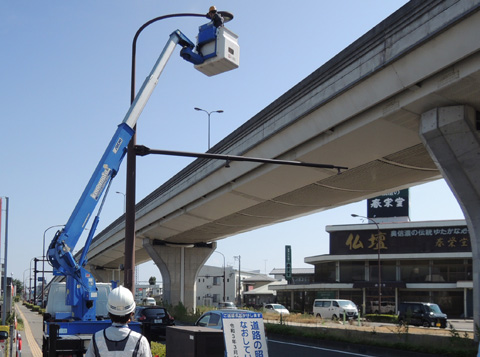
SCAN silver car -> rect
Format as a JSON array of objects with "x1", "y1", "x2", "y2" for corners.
[
  {"x1": 264, "y1": 303, "x2": 290, "y2": 315},
  {"x1": 195, "y1": 309, "x2": 250, "y2": 330},
  {"x1": 217, "y1": 302, "x2": 237, "y2": 309}
]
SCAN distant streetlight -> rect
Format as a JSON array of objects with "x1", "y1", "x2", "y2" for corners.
[
  {"x1": 194, "y1": 107, "x2": 224, "y2": 150},
  {"x1": 116, "y1": 191, "x2": 126, "y2": 213},
  {"x1": 22, "y1": 268, "x2": 30, "y2": 301},
  {"x1": 351, "y1": 214, "x2": 383, "y2": 314},
  {"x1": 234, "y1": 255, "x2": 241, "y2": 306},
  {"x1": 29, "y1": 256, "x2": 41, "y2": 303},
  {"x1": 215, "y1": 251, "x2": 226, "y2": 302}
]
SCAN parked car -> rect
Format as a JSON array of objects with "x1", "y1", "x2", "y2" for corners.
[
  {"x1": 142, "y1": 297, "x2": 156, "y2": 306},
  {"x1": 369, "y1": 300, "x2": 395, "y2": 314},
  {"x1": 217, "y1": 301, "x2": 237, "y2": 309},
  {"x1": 397, "y1": 302, "x2": 447, "y2": 328},
  {"x1": 133, "y1": 306, "x2": 175, "y2": 341},
  {"x1": 313, "y1": 299, "x2": 359, "y2": 320},
  {"x1": 195, "y1": 309, "x2": 251, "y2": 330},
  {"x1": 0, "y1": 330, "x2": 7, "y2": 353},
  {"x1": 263, "y1": 303, "x2": 290, "y2": 315}
]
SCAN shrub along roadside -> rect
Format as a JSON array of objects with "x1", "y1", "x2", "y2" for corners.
[
  {"x1": 364, "y1": 313, "x2": 398, "y2": 324},
  {"x1": 150, "y1": 342, "x2": 166, "y2": 357},
  {"x1": 265, "y1": 323, "x2": 477, "y2": 357}
]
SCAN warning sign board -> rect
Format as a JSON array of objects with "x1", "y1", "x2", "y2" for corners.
[{"x1": 222, "y1": 312, "x2": 268, "y2": 357}]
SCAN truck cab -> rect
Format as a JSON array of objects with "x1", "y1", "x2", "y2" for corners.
[{"x1": 45, "y1": 282, "x2": 112, "y2": 321}]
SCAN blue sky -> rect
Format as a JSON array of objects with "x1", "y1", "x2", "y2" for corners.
[{"x1": 1, "y1": 1, "x2": 465, "y2": 286}]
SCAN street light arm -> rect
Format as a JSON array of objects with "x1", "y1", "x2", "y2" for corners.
[
  {"x1": 351, "y1": 214, "x2": 380, "y2": 230},
  {"x1": 131, "y1": 13, "x2": 205, "y2": 103},
  {"x1": 195, "y1": 107, "x2": 224, "y2": 115},
  {"x1": 194, "y1": 107, "x2": 207, "y2": 114},
  {"x1": 135, "y1": 145, "x2": 348, "y2": 171}
]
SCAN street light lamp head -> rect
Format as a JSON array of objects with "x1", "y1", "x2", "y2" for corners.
[
  {"x1": 218, "y1": 11, "x2": 234, "y2": 23},
  {"x1": 194, "y1": 107, "x2": 224, "y2": 114}
]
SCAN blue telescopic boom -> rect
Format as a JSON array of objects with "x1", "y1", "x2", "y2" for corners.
[
  {"x1": 46, "y1": 13, "x2": 239, "y2": 322},
  {"x1": 47, "y1": 30, "x2": 196, "y2": 321}
]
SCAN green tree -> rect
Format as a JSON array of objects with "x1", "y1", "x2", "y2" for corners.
[
  {"x1": 13, "y1": 279, "x2": 23, "y2": 295},
  {"x1": 148, "y1": 276, "x2": 156, "y2": 285}
]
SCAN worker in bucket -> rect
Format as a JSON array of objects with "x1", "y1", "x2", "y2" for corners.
[
  {"x1": 86, "y1": 286, "x2": 152, "y2": 357},
  {"x1": 207, "y1": 5, "x2": 224, "y2": 27}
]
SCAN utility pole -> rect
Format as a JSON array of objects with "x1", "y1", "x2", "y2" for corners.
[
  {"x1": 214, "y1": 251, "x2": 226, "y2": 302},
  {"x1": 1, "y1": 197, "x2": 9, "y2": 325}
]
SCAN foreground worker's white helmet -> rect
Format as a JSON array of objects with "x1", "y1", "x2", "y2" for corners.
[{"x1": 107, "y1": 286, "x2": 136, "y2": 316}]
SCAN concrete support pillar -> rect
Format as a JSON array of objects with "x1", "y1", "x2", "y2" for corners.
[
  {"x1": 143, "y1": 238, "x2": 216, "y2": 311},
  {"x1": 420, "y1": 105, "x2": 480, "y2": 336}
]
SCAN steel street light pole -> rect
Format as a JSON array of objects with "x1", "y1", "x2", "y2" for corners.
[
  {"x1": 351, "y1": 214, "x2": 382, "y2": 314},
  {"x1": 194, "y1": 107, "x2": 224, "y2": 150},
  {"x1": 125, "y1": 12, "x2": 207, "y2": 293},
  {"x1": 116, "y1": 191, "x2": 126, "y2": 213}
]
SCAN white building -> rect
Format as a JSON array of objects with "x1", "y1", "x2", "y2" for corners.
[{"x1": 196, "y1": 265, "x2": 237, "y2": 307}]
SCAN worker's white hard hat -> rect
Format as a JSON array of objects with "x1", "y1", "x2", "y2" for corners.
[{"x1": 107, "y1": 286, "x2": 136, "y2": 316}]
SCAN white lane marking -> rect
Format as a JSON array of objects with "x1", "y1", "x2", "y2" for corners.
[{"x1": 269, "y1": 339, "x2": 376, "y2": 357}]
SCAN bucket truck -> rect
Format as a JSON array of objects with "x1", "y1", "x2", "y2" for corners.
[{"x1": 42, "y1": 13, "x2": 239, "y2": 356}]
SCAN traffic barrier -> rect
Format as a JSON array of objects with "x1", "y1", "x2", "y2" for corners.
[{"x1": 16, "y1": 333, "x2": 21, "y2": 357}]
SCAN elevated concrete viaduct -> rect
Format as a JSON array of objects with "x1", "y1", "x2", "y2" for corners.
[{"x1": 70, "y1": 0, "x2": 480, "y2": 331}]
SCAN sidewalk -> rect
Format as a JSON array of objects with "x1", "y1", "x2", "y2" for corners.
[{"x1": 15, "y1": 303, "x2": 43, "y2": 357}]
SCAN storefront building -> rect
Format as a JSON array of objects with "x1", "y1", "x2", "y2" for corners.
[{"x1": 272, "y1": 219, "x2": 472, "y2": 318}]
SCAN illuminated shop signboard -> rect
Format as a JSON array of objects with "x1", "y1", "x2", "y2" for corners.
[{"x1": 330, "y1": 225, "x2": 470, "y2": 255}]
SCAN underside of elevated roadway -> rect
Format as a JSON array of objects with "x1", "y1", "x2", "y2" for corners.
[{"x1": 74, "y1": 0, "x2": 480, "y2": 318}]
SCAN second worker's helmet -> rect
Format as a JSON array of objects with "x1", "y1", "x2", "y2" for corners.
[
  {"x1": 107, "y1": 286, "x2": 136, "y2": 316},
  {"x1": 209, "y1": 6, "x2": 217, "y2": 12}
]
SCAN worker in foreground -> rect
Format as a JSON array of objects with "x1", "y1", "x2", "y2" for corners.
[{"x1": 86, "y1": 286, "x2": 152, "y2": 356}]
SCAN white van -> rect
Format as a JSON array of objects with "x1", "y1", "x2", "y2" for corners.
[
  {"x1": 313, "y1": 299, "x2": 359, "y2": 320},
  {"x1": 46, "y1": 282, "x2": 112, "y2": 319}
]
